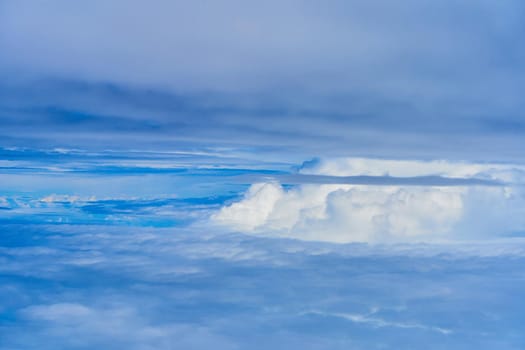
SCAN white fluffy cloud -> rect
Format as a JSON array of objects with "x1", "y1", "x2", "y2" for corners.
[
  {"x1": 299, "y1": 157, "x2": 525, "y2": 181},
  {"x1": 212, "y1": 158, "x2": 525, "y2": 243}
]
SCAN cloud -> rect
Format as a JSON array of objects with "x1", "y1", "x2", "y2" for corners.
[
  {"x1": 0, "y1": 196, "x2": 10, "y2": 209},
  {"x1": 1, "y1": 2, "x2": 525, "y2": 160},
  {"x1": 302, "y1": 310, "x2": 453, "y2": 335},
  {"x1": 299, "y1": 157, "x2": 525, "y2": 181},
  {"x1": 212, "y1": 158, "x2": 525, "y2": 243},
  {"x1": 250, "y1": 174, "x2": 504, "y2": 186},
  {"x1": 19, "y1": 303, "x2": 237, "y2": 350},
  {"x1": 2, "y1": 0, "x2": 524, "y2": 96},
  {"x1": 3, "y1": 223, "x2": 525, "y2": 349}
]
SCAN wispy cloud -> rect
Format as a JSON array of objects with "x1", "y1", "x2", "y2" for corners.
[
  {"x1": 244, "y1": 174, "x2": 505, "y2": 187},
  {"x1": 302, "y1": 310, "x2": 453, "y2": 335}
]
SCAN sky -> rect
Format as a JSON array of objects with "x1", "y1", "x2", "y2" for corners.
[{"x1": 1, "y1": 1, "x2": 525, "y2": 349}]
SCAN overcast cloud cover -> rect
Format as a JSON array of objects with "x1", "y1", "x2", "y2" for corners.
[
  {"x1": 2, "y1": 0, "x2": 525, "y2": 160},
  {"x1": 2, "y1": 1, "x2": 525, "y2": 349}
]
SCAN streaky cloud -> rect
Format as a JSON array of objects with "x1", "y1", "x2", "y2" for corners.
[
  {"x1": 242, "y1": 173, "x2": 505, "y2": 187},
  {"x1": 302, "y1": 310, "x2": 453, "y2": 335}
]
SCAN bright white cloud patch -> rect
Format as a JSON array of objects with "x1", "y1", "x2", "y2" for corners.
[
  {"x1": 299, "y1": 157, "x2": 525, "y2": 181},
  {"x1": 212, "y1": 158, "x2": 525, "y2": 243}
]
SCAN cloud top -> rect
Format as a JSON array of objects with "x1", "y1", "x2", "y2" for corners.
[{"x1": 212, "y1": 158, "x2": 525, "y2": 242}]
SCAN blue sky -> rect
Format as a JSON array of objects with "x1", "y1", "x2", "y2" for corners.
[{"x1": 1, "y1": 1, "x2": 525, "y2": 349}]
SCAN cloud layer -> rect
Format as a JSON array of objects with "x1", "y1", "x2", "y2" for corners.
[
  {"x1": 1, "y1": 1, "x2": 525, "y2": 161},
  {"x1": 2, "y1": 223, "x2": 525, "y2": 349}
]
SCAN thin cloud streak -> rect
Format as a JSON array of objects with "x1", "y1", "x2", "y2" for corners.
[
  {"x1": 242, "y1": 174, "x2": 505, "y2": 187},
  {"x1": 302, "y1": 310, "x2": 453, "y2": 335}
]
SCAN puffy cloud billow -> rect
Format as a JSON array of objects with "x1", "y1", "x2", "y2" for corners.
[{"x1": 212, "y1": 158, "x2": 525, "y2": 243}]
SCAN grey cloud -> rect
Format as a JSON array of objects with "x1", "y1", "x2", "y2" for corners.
[
  {"x1": 2, "y1": 80, "x2": 525, "y2": 162},
  {"x1": 2, "y1": 0, "x2": 524, "y2": 95},
  {"x1": 241, "y1": 174, "x2": 505, "y2": 187},
  {"x1": 1, "y1": 1, "x2": 525, "y2": 161}
]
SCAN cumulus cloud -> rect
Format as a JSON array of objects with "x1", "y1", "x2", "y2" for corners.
[{"x1": 212, "y1": 158, "x2": 525, "y2": 243}]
